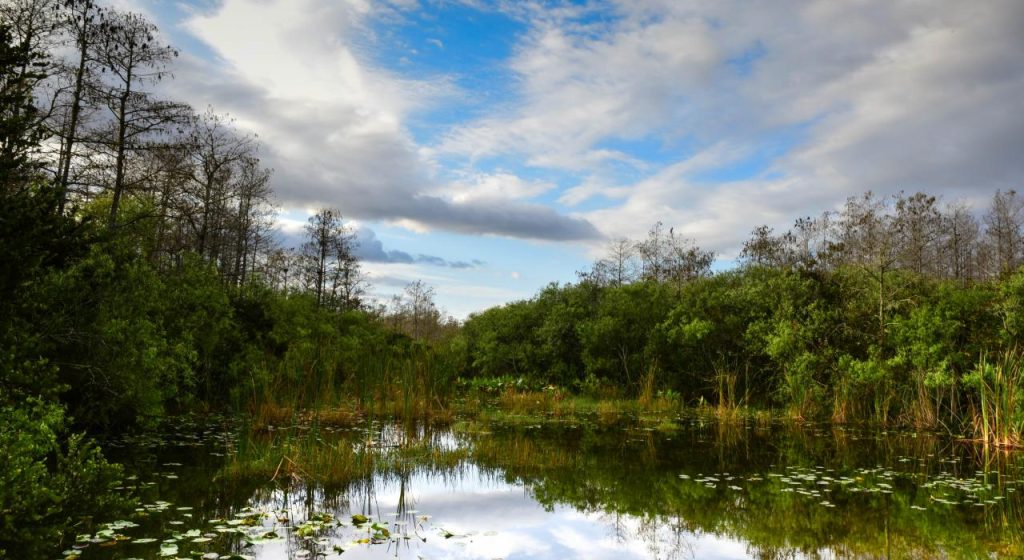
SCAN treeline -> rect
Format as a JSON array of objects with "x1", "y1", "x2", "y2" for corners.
[
  {"x1": 1, "y1": 0, "x2": 460, "y2": 423},
  {"x1": 0, "y1": 3, "x2": 458, "y2": 555},
  {"x1": 460, "y1": 190, "x2": 1024, "y2": 443}
]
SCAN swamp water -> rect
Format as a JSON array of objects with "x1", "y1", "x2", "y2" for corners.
[{"x1": 71, "y1": 417, "x2": 1024, "y2": 559}]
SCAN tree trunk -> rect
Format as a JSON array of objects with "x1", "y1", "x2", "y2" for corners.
[
  {"x1": 57, "y1": 29, "x2": 89, "y2": 213},
  {"x1": 108, "y1": 87, "x2": 130, "y2": 226}
]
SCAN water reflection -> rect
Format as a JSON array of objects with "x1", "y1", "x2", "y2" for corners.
[{"x1": 82, "y1": 418, "x2": 1024, "y2": 560}]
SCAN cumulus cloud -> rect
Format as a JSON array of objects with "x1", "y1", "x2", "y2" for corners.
[
  {"x1": 439, "y1": 0, "x2": 1024, "y2": 255},
  {"x1": 141, "y1": 0, "x2": 1024, "y2": 266},
  {"x1": 435, "y1": 9, "x2": 721, "y2": 169},
  {"x1": 443, "y1": 172, "x2": 556, "y2": 203},
  {"x1": 154, "y1": 0, "x2": 601, "y2": 242}
]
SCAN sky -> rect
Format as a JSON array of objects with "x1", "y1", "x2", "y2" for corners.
[{"x1": 122, "y1": 0, "x2": 1024, "y2": 318}]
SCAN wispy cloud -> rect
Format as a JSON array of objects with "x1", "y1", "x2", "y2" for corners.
[
  {"x1": 150, "y1": 0, "x2": 601, "y2": 242},
  {"x1": 437, "y1": 0, "x2": 1024, "y2": 256},
  {"x1": 131, "y1": 0, "x2": 1024, "y2": 313},
  {"x1": 354, "y1": 227, "x2": 483, "y2": 268}
]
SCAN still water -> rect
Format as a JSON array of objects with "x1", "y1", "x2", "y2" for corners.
[{"x1": 73, "y1": 417, "x2": 1024, "y2": 559}]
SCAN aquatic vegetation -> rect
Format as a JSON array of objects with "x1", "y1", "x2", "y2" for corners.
[
  {"x1": 963, "y1": 350, "x2": 1024, "y2": 447},
  {"x1": 64, "y1": 414, "x2": 1024, "y2": 560},
  {"x1": 223, "y1": 422, "x2": 471, "y2": 487}
]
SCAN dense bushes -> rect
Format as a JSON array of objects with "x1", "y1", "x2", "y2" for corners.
[
  {"x1": 0, "y1": 396, "x2": 126, "y2": 558},
  {"x1": 458, "y1": 265, "x2": 1024, "y2": 439}
]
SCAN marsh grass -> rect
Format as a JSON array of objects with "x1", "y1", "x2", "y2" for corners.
[
  {"x1": 964, "y1": 349, "x2": 1024, "y2": 447},
  {"x1": 224, "y1": 424, "x2": 470, "y2": 486},
  {"x1": 468, "y1": 431, "x2": 580, "y2": 472},
  {"x1": 595, "y1": 400, "x2": 623, "y2": 425},
  {"x1": 496, "y1": 388, "x2": 567, "y2": 415},
  {"x1": 470, "y1": 388, "x2": 684, "y2": 428},
  {"x1": 254, "y1": 401, "x2": 298, "y2": 428},
  {"x1": 311, "y1": 407, "x2": 364, "y2": 428},
  {"x1": 250, "y1": 342, "x2": 460, "y2": 430}
]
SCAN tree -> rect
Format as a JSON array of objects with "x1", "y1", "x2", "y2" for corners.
[
  {"x1": 984, "y1": 189, "x2": 1023, "y2": 278},
  {"x1": 0, "y1": 21, "x2": 47, "y2": 191},
  {"x1": 741, "y1": 225, "x2": 785, "y2": 268},
  {"x1": 0, "y1": 0, "x2": 61, "y2": 81},
  {"x1": 184, "y1": 109, "x2": 255, "y2": 260},
  {"x1": 583, "y1": 237, "x2": 638, "y2": 287},
  {"x1": 941, "y1": 200, "x2": 980, "y2": 284},
  {"x1": 635, "y1": 222, "x2": 713, "y2": 284},
  {"x1": 227, "y1": 154, "x2": 274, "y2": 286},
  {"x1": 893, "y1": 192, "x2": 942, "y2": 277},
  {"x1": 636, "y1": 221, "x2": 669, "y2": 282},
  {"x1": 51, "y1": 0, "x2": 105, "y2": 211},
  {"x1": 663, "y1": 228, "x2": 714, "y2": 285},
  {"x1": 91, "y1": 9, "x2": 186, "y2": 226},
  {"x1": 329, "y1": 234, "x2": 365, "y2": 311},
  {"x1": 403, "y1": 280, "x2": 439, "y2": 340},
  {"x1": 301, "y1": 208, "x2": 358, "y2": 308},
  {"x1": 0, "y1": 0, "x2": 62, "y2": 159},
  {"x1": 835, "y1": 192, "x2": 901, "y2": 345},
  {"x1": 579, "y1": 282, "x2": 672, "y2": 391}
]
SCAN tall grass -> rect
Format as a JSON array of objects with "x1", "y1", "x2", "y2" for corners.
[
  {"x1": 250, "y1": 335, "x2": 458, "y2": 426},
  {"x1": 225, "y1": 423, "x2": 469, "y2": 486},
  {"x1": 963, "y1": 349, "x2": 1024, "y2": 447}
]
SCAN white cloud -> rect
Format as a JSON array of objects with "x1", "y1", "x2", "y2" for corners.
[
  {"x1": 436, "y1": 10, "x2": 722, "y2": 170},
  {"x1": 445, "y1": 172, "x2": 556, "y2": 203},
  {"x1": 441, "y1": 0, "x2": 1024, "y2": 257},
  {"x1": 132, "y1": 0, "x2": 1024, "y2": 283},
  {"x1": 153, "y1": 0, "x2": 600, "y2": 242}
]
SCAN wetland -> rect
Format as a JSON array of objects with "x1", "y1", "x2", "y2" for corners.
[
  {"x1": 5, "y1": 10, "x2": 1024, "y2": 558},
  {"x1": 69, "y1": 414, "x2": 1024, "y2": 560}
]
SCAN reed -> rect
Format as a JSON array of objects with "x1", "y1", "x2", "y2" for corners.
[
  {"x1": 963, "y1": 349, "x2": 1024, "y2": 447},
  {"x1": 224, "y1": 423, "x2": 469, "y2": 486},
  {"x1": 595, "y1": 400, "x2": 623, "y2": 425}
]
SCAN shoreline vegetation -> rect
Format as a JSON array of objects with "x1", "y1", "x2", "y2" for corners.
[
  {"x1": 95, "y1": 411, "x2": 1024, "y2": 560},
  {"x1": 3, "y1": 1, "x2": 1024, "y2": 557}
]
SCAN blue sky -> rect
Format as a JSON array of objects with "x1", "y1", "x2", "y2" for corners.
[{"x1": 126, "y1": 0, "x2": 1024, "y2": 318}]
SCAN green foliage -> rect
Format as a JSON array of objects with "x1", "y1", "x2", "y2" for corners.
[
  {"x1": 0, "y1": 23, "x2": 47, "y2": 191},
  {"x1": 998, "y1": 268, "x2": 1024, "y2": 344},
  {"x1": 0, "y1": 394, "x2": 126, "y2": 558},
  {"x1": 39, "y1": 240, "x2": 193, "y2": 428},
  {"x1": 162, "y1": 254, "x2": 237, "y2": 404},
  {"x1": 578, "y1": 281, "x2": 672, "y2": 391},
  {"x1": 962, "y1": 350, "x2": 1024, "y2": 445},
  {"x1": 461, "y1": 263, "x2": 1024, "y2": 436}
]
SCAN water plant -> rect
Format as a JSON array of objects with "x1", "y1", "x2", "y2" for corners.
[{"x1": 963, "y1": 349, "x2": 1024, "y2": 447}]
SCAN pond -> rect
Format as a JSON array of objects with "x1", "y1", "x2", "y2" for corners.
[{"x1": 70, "y1": 416, "x2": 1024, "y2": 559}]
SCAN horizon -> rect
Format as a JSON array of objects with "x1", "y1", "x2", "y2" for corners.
[{"x1": 124, "y1": 0, "x2": 1024, "y2": 318}]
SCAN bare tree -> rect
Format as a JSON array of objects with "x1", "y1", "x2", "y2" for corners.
[
  {"x1": 136, "y1": 140, "x2": 192, "y2": 266},
  {"x1": 584, "y1": 237, "x2": 639, "y2": 287},
  {"x1": 328, "y1": 233, "x2": 365, "y2": 311},
  {"x1": 228, "y1": 154, "x2": 274, "y2": 286},
  {"x1": 636, "y1": 221, "x2": 668, "y2": 282},
  {"x1": 836, "y1": 192, "x2": 901, "y2": 344},
  {"x1": 664, "y1": 227, "x2": 714, "y2": 284},
  {"x1": 0, "y1": 0, "x2": 61, "y2": 125},
  {"x1": 941, "y1": 200, "x2": 980, "y2": 284},
  {"x1": 92, "y1": 9, "x2": 186, "y2": 226},
  {"x1": 740, "y1": 225, "x2": 798, "y2": 269},
  {"x1": 894, "y1": 191, "x2": 942, "y2": 277},
  {"x1": 301, "y1": 208, "x2": 361, "y2": 309},
  {"x1": 983, "y1": 189, "x2": 1024, "y2": 278},
  {"x1": 50, "y1": 0, "x2": 105, "y2": 210},
  {"x1": 589, "y1": 224, "x2": 712, "y2": 286},
  {"x1": 397, "y1": 280, "x2": 441, "y2": 341},
  {"x1": 183, "y1": 109, "x2": 255, "y2": 260}
]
